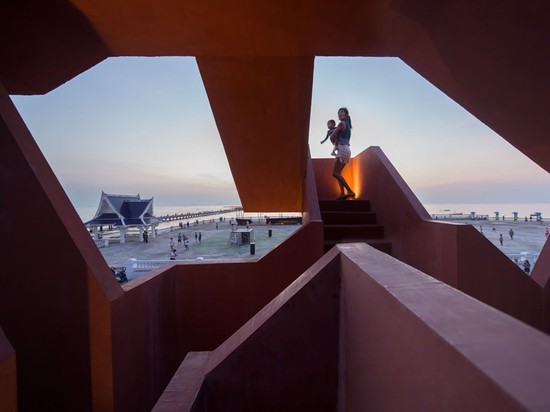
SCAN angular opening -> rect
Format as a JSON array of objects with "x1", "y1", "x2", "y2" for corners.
[
  {"x1": 9, "y1": 57, "x2": 301, "y2": 276},
  {"x1": 11, "y1": 57, "x2": 238, "y2": 211},
  {"x1": 309, "y1": 57, "x2": 550, "y2": 262}
]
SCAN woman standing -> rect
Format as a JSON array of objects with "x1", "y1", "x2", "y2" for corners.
[{"x1": 332, "y1": 107, "x2": 355, "y2": 199}]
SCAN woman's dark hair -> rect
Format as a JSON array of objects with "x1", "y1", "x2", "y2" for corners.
[{"x1": 338, "y1": 107, "x2": 352, "y2": 128}]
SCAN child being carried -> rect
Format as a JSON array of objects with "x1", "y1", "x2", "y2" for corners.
[{"x1": 320, "y1": 119, "x2": 338, "y2": 156}]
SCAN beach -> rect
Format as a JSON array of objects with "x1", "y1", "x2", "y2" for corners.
[{"x1": 463, "y1": 218, "x2": 548, "y2": 261}]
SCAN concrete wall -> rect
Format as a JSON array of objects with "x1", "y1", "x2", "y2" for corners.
[
  {"x1": 313, "y1": 147, "x2": 545, "y2": 330},
  {"x1": 174, "y1": 244, "x2": 550, "y2": 411},
  {"x1": 0, "y1": 327, "x2": 17, "y2": 412},
  {"x1": 110, "y1": 220, "x2": 324, "y2": 411},
  {"x1": 3, "y1": 2, "x2": 550, "y2": 409},
  {"x1": 108, "y1": 157, "x2": 324, "y2": 411},
  {"x1": 0, "y1": 83, "x2": 122, "y2": 412},
  {"x1": 339, "y1": 244, "x2": 550, "y2": 411},
  {"x1": 192, "y1": 250, "x2": 340, "y2": 411},
  {"x1": 312, "y1": 156, "x2": 355, "y2": 201},
  {"x1": 197, "y1": 56, "x2": 314, "y2": 211},
  {"x1": 1, "y1": 75, "x2": 324, "y2": 411},
  {"x1": 1, "y1": 70, "x2": 324, "y2": 411},
  {"x1": 302, "y1": 149, "x2": 322, "y2": 224}
]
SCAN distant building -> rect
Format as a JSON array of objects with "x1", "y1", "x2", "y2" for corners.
[{"x1": 85, "y1": 192, "x2": 163, "y2": 243}]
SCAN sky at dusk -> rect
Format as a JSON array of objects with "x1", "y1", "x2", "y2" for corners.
[{"x1": 10, "y1": 56, "x2": 550, "y2": 208}]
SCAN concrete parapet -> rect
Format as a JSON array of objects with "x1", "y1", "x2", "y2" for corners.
[
  {"x1": 152, "y1": 352, "x2": 212, "y2": 412},
  {"x1": 0, "y1": 81, "x2": 121, "y2": 412},
  {"x1": 339, "y1": 243, "x2": 550, "y2": 411},
  {"x1": 108, "y1": 219, "x2": 324, "y2": 411},
  {"x1": 313, "y1": 147, "x2": 546, "y2": 331},
  {"x1": 171, "y1": 244, "x2": 550, "y2": 411}
]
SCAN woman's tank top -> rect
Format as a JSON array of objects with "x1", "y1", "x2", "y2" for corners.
[{"x1": 338, "y1": 120, "x2": 351, "y2": 145}]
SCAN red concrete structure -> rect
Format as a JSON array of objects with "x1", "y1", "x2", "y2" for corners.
[
  {"x1": 156, "y1": 244, "x2": 550, "y2": 411},
  {"x1": 0, "y1": 327, "x2": 17, "y2": 412},
  {"x1": 314, "y1": 148, "x2": 545, "y2": 330},
  {"x1": 2, "y1": 1, "x2": 550, "y2": 411}
]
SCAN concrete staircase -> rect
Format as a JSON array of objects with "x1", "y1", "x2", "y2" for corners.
[{"x1": 320, "y1": 200, "x2": 392, "y2": 254}]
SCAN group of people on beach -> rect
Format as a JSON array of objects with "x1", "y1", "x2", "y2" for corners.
[
  {"x1": 169, "y1": 230, "x2": 205, "y2": 259},
  {"x1": 320, "y1": 107, "x2": 355, "y2": 200},
  {"x1": 169, "y1": 233, "x2": 190, "y2": 260}
]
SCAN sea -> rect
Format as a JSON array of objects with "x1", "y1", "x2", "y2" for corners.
[{"x1": 75, "y1": 202, "x2": 550, "y2": 224}]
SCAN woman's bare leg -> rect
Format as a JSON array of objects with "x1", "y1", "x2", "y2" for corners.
[
  {"x1": 333, "y1": 158, "x2": 355, "y2": 199},
  {"x1": 333, "y1": 160, "x2": 345, "y2": 196}
]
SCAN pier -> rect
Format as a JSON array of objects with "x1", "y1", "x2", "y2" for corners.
[
  {"x1": 158, "y1": 206, "x2": 242, "y2": 222},
  {"x1": 431, "y1": 213, "x2": 489, "y2": 221}
]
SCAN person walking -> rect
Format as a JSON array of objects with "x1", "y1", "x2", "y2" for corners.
[
  {"x1": 523, "y1": 259, "x2": 531, "y2": 274},
  {"x1": 499, "y1": 234, "x2": 504, "y2": 246},
  {"x1": 331, "y1": 107, "x2": 355, "y2": 200},
  {"x1": 198, "y1": 232, "x2": 202, "y2": 244},
  {"x1": 509, "y1": 228, "x2": 514, "y2": 240}
]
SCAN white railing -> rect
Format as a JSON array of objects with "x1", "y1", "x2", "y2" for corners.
[
  {"x1": 126, "y1": 257, "x2": 206, "y2": 275},
  {"x1": 505, "y1": 252, "x2": 539, "y2": 264},
  {"x1": 95, "y1": 239, "x2": 110, "y2": 248},
  {"x1": 431, "y1": 213, "x2": 490, "y2": 221},
  {"x1": 126, "y1": 258, "x2": 172, "y2": 272}
]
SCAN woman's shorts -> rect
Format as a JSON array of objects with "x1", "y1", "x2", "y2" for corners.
[{"x1": 337, "y1": 144, "x2": 351, "y2": 164}]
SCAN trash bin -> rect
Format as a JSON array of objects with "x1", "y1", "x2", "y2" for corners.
[
  {"x1": 268, "y1": 229, "x2": 272, "y2": 237},
  {"x1": 250, "y1": 242, "x2": 256, "y2": 255}
]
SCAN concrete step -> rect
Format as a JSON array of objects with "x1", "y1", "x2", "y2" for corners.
[
  {"x1": 318, "y1": 199, "x2": 371, "y2": 212},
  {"x1": 321, "y1": 211, "x2": 377, "y2": 225},
  {"x1": 324, "y1": 224, "x2": 384, "y2": 240},
  {"x1": 324, "y1": 239, "x2": 392, "y2": 255}
]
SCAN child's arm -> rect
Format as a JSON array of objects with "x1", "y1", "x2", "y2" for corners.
[{"x1": 320, "y1": 130, "x2": 331, "y2": 144}]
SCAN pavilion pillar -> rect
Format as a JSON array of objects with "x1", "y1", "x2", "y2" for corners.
[
  {"x1": 139, "y1": 226, "x2": 144, "y2": 242},
  {"x1": 119, "y1": 228, "x2": 126, "y2": 244},
  {"x1": 92, "y1": 227, "x2": 99, "y2": 241},
  {"x1": 152, "y1": 225, "x2": 157, "y2": 239}
]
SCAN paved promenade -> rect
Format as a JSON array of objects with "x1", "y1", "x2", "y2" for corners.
[
  {"x1": 98, "y1": 219, "x2": 301, "y2": 268},
  {"x1": 466, "y1": 219, "x2": 549, "y2": 262},
  {"x1": 97, "y1": 217, "x2": 549, "y2": 281}
]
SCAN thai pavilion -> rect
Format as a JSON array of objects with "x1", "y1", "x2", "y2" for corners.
[{"x1": 85, "y1": 192, "x2": 163, "y2": 243}]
